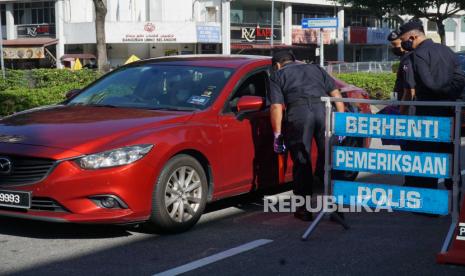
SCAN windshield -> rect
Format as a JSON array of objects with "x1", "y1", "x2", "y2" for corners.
[{"x1": 68, "y1": 65, "x2": 234, "y2": 111}]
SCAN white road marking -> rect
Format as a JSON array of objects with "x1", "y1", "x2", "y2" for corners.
[{"x1": 153, "y1": 239, "x2": 273, "y2": 276}]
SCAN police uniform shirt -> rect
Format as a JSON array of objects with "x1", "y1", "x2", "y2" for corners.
[
  {"x1": 406, "y1": 39, "x2": 460, "y2": 101},
  {"x1": 394, "y1": 52, "x2": 413, "y2": 99},
  {"x1": 402, "y1": 52, "x2": 416, "y2": 91},
  {"x1": 268, "y1": 62, "x2": 336, "y2": 106}
]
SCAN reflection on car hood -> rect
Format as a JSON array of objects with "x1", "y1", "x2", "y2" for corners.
[{"x1": 0, "y1": 105, "x2": 194, "y2": 154}]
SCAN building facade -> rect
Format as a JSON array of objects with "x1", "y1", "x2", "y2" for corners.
[{"x1": 0, "y1": 0, "x2": 464, "y2": 68}]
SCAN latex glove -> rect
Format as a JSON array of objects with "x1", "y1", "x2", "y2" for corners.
[
  {"x1": 273, "y1": 133, "x2": 286, "y2": 154},
  {"x1": 338, "y1": 136, "x2": 346, "y2": 144}
]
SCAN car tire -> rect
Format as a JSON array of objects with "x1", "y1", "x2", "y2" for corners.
[
  {"x1": 332, "y1": 137, "x2": 364, "y2": 181},
  {"x1": 146, "y1": 154, "x2": 208, "y2": 234}
]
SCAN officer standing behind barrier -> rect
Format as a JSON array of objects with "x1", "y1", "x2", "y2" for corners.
[
  {"x1": 399, "y1": 20, "x2": 465, "y2": 190},
  {"x1": 268, "y1": 50, "x2": 345, "y2": 221},
  {"x1": 387, "y1": 30, "x2": 412, "y2": 102}
]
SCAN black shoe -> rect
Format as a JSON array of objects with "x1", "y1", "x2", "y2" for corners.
[{"x1": 294, "y1": 208, "x2": 313, "y2": 221}]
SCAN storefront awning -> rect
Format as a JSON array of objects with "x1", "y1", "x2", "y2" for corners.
[{"x1": 1, "y1": 38, "x2": 58, "y2": 47}]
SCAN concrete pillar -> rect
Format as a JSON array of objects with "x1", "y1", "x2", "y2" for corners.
[
  {"x1": 455, "y1": 17, "x2": 461, "y2": 52},
  {"x1": 283, "y1": 3, "x2": 292, "y2": 45},
  {"x1": 221, "y1": 0, "x2": 231, "y2": 55},
  {"x1": 5, "y1": 3, "x2": 15, "y2": 40},
  {"x1": 55, "y1": 0, "x2": 65, "y2": 68},
  {"x1": 337, "y1": 7, "x2": 344, "y2": 61}
]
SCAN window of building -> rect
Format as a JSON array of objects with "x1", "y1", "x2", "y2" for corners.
[
  {"x1": 14, "y1": 1, "x2": 55, "y2": 25},
  {"x1": 427, "y1": 20, "x2": 438, "y2": 32},
  {"x1": 292, "y1": 5, "x2": 336, "y2": 26},
  {"x1": 231, "y1": 0, "x2": 281, "y2": 25},
  {"x1": 1, "y1": 4, "x2": 6, "y2": 26},
  {"x1": 344, "y1": 8, "x2": 382, "y2": 28},
  {"x1": 444, "y1": 19, "x2": 456, "y2": 32},
  {"x1": 206, "y1": 6, "x2": 217, "y2": 22},
  {"x1": 461, "y1": 16, "x2": 465, "y2": 32}
]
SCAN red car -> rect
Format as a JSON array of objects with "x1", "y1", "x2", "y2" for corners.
[{"x1": 0, "y1": 56, "x2": 370, "y2": 233}]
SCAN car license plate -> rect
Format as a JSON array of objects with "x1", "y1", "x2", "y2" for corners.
[{"x1": 0, "y1": 190, "x2": 31, "y2": 209}]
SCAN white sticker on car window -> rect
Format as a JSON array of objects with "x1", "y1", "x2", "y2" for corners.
[{"x1": 187, "y1": 96, "x2": 210, "y2": 106}]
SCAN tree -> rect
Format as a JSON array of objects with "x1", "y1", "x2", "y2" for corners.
[
  {"x1": 338, "y1": 0, "x2": 465, "y2": 45},
  {"x1": 93, "y1": 0, "x2": 108, "y2": 72}
]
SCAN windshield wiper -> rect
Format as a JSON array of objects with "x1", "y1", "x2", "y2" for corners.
[
  {"x1": 86, "y1": 104, "x2": 118, "y2": 108},
  {"x1": 150, "y1": 107, "x2": 198, "y2": 112}
]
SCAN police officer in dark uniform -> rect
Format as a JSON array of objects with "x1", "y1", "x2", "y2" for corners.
[
  {"x1": 268, "y1": 50, "x2": 345, "y2": 221},
  {"x1": 399, "y1": 20, "x2": 465, "y2": 189},
  {"x1": 387, "y1": 30, "x2": 412, "y2": 102}
]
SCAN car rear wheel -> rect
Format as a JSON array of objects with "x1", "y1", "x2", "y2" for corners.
[{"x1": 146, "y1": 154, "x2": 208, "y2": 233}]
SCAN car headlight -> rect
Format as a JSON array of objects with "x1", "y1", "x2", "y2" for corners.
[{"x1": 76, "y1": 144, "x2": 153, "y2": 170}]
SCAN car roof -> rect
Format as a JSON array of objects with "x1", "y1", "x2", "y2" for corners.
[{"x1": 128, "y1": 55, "x2": 272, "y2": 69}]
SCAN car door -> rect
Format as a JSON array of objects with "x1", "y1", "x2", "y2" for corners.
[{"x1": 218, "y1": 69, "x2": 280, "y2": 194}]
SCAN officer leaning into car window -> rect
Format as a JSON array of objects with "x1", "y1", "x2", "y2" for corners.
[
  {"x1": 268, "y1": 50, "x2": 345, "y2": 221},
  {"x1": 399, "y1": 20, "x2": 465, "y2": 190}
]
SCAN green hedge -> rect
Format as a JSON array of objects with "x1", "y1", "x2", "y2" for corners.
[
  {"x1": 0, "y1": 69, "x2": 101, "y2": 116},
  {"x1": 0, "y1": 69, "x2": 398, "y2": 117},
  {"x1": 335, "y1": 72, "x2": 396, "y2": 100}
]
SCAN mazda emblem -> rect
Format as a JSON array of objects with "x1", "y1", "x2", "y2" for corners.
[{"x1": 0, "y1": 157, "x2": 12, "y2": 175}]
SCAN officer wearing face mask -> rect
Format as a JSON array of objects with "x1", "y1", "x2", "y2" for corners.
[
  {"x1": 387, "y1": 30, "x2": 411, "y2": 101},
  {"x1": 399, "y1": 20, "x2": 465, "y2": 190}
]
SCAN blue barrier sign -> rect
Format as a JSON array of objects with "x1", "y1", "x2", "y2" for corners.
[
  {"x1": 333, "y1": 112, "x2": 453, "y2": 142},
  {"x1": 333, "y1": 180, "x2": 450, "y2": 215},
  {"x1": 333, "y1": 146, "x2": 451, "y2": 178}
]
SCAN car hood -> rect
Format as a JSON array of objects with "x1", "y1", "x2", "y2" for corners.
[{"x1": 0, "y1": 105, "x2": 194, "y2": 154}]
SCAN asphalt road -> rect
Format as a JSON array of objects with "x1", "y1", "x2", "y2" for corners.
[{"x1": 1, "y1": 139, "x2": 465, "y2": 276}]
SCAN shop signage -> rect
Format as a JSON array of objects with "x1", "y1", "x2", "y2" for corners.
[
  {"x1": 2, "y1": 47, "x2": 45, "y2": 59},
  {"x1": 17, "y1": 24, "x2": 56, "y2": 38},
  {"x1": 197, "y1": 25, "x2": 221, "y2": 43},
  {"x1": 231, "y1": 25, "x2": 281, "y2": 43}
]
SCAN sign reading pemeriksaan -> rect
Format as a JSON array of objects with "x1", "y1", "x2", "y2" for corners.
[
  {"x1": 334, "y1": 112, "x2": 453, "y2": 142},
  {"x1": 333, "y1": 180, "x2": 450, "y2": 215},
  {"x1": 333, "y1": 146, "x2": 451, "y2": 178}
]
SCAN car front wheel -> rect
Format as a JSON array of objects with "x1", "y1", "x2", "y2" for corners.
[{"x1": 147, "y1": 154, "x2": 208, "y2": 233}]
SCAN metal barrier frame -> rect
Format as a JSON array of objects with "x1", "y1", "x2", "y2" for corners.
[{"x1": 302, "y1": 97, "x2": 465, "y2": 255}]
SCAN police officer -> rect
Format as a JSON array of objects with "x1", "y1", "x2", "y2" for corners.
[
  {"x1": 387, "y1": 30, "x2": 412, "y2": 102},
  {"x1": 269, "y1": 50, "x2": 345, "y2": 221},
  {"x1": 399, "y1": 20, "x2": 465, "y2": 189}
]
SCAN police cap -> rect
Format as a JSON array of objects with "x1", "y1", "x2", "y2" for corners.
[
  {"x1": 387, "y1": 30, "x2": 400, "y2": 41},
  {"x1": 272, "y1": 50, "x2": 296, "y2": 65},
  {"x1": 399, "y1": 20, "x2": 425, "y2": 36}
]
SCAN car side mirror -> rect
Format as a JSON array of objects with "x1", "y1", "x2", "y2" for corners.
[
  {"x1": 237, "y1": 96, "x2": 265, "y2": 113},
  {"x1": 65, "y1": 89, "x2": 81, "y2": 99},
  {"x1": 235, "y1": 96, "x2": 265, "y2": 121}
]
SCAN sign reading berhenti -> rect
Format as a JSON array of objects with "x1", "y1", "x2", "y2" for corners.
[
  {"x1": 334, "y1": 113, "x2": 453, "y2": 142},
  {"x1": 332, "y1": 112, "x2": 451, "y2": 215}
]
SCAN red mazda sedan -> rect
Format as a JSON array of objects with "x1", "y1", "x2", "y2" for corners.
[{"x1": 0, "y1": 55, "x2": 370, "y2": 233}]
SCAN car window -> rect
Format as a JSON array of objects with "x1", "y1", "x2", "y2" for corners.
[
  {"x1": 225, "y1": 71, "x2": 268, "y2": 113},
  {"x1": 68, "y1": 65, "x2": 234, "y2": 111}
]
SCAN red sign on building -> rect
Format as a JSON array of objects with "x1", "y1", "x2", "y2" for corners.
[{"x1": 349, "y1": 27, "x2": 367, "y2": 44}]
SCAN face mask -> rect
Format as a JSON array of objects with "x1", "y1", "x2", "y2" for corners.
[
  {"x1": 391, "y1": 47, "x2": 404, "y2": 57},
  {"x1": 401, "y1": 39, "x2": 414, "y2": 51}
]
